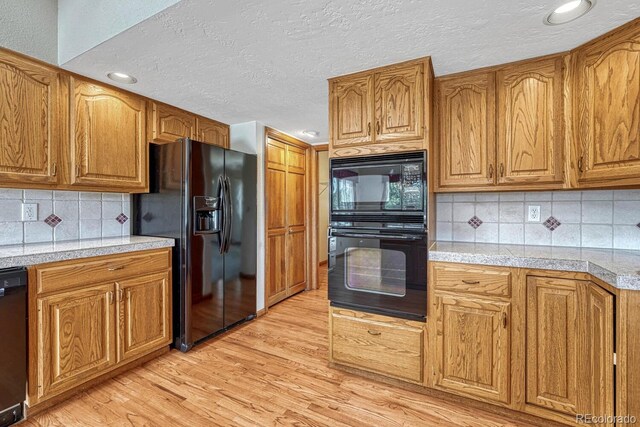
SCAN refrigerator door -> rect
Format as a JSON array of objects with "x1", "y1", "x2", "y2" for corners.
[
  {"x1": 223, "y1": 149, "x2": 257, "y2": 327},
  {"x1": 189, "y1": 141, "x2": 225, "y2": 344}
]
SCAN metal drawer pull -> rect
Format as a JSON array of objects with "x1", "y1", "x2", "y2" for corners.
[
  {"x1": 502, "y1": 313, "x2": 508, "y2": 329},
  {"x1": 107, "y1": 265, "x2": 126, "y2": 271},
  {"x1": 462, "y1": 279, "x2": 480, "y2": 285},
  {"x1": 367, "y1": 330, "x2": 382, "y2": 336}
]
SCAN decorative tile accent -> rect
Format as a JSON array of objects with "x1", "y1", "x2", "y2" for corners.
[
  {"x1": 543, "y1": 216, "x2": 561, "y2": 231},
  {"x1": 116, "y1": 213, "x2": 129, "y2": 224},
  {"x1": 44, "y1": 214, "x2": 62, "y2": 228},
  {"x1": 468, "y1": 216, "x2": 483, "y2": 229}
]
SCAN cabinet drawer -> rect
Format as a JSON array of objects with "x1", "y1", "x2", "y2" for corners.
[
  {"x1": 431, "y1": 262, "x2": 512, "y2": 298},
  {"x1": 35, "y1": 249, "x2": 171, "y2": 295},
  {"x1": 330, "y1": 308, "x2": 423, "y2": 383}
]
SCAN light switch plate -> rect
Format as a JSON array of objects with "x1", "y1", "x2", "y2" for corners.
[
  {"x1": 22, "y1": 203, "x2": 38, "y2": 221},
  {"x1": 527, "y1": 205, "x2": 541, "y2": 222}
]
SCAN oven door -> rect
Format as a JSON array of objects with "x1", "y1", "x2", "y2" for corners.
[{"x1": 328, "y1": 229, "x2": 427, "y2": 321}]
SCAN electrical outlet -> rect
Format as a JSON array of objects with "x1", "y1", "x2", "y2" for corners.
[
  {"x1": 527, "y1": 205, "x2": 541, "y2": 222},
  {"x1": 22, "y1": 203, "x2": 38, "y2": 221}
]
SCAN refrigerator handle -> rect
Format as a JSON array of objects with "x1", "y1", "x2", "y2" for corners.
[
  {"x1": 217, "y1": 175, "x2": 226, "y2": 254},
  {"x1": 223, "y1": 175, "x2": 233, "y2": 253}
]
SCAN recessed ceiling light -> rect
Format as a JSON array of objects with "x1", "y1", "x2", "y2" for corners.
[
  {"x1": 107, "y1": 72, "x2": 138, "y2": 84},
  {"x1": 302, "y1": 130, "x2": 320, "y2": 138},
  {"x1": 544, "y1": 0, "x2": 594, "y2": 25}
]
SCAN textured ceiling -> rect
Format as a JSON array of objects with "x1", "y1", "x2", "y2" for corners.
[{"x1": 61, "y1": 0, "x2": 640, "y2": 144}]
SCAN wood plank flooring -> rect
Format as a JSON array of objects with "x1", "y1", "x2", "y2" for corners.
[{"x1": 23, "y1": 267, "x2": 534, "y2": 426}]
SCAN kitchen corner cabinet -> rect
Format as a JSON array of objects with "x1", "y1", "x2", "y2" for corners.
[
  {"x1": 436, "y1": 55, "x2": 565, "y2": 192},
  {"x1": 0, "y1": 50, "x2": 62, "y2": 187},
  {"x1": 573, "y1": 20, "x2": 640, "y2": 188},
  {"x1": 329, "y1": 58, "x2": 432, "y2": 158},
  {"x1": 70, "y1": 77, "x2": 147, "y2": 192},
  {"x1": 28, "y1": 249, "x2": 172, "y2": 409}
]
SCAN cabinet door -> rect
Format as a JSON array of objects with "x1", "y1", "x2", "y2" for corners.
[
  {"x1": 196, "y1": 117, "x2": 229, "y2": 148},
  {"x1": 70, "y1": 78, "x2": 147, "y2": 190},
  {"x1": 286, "y1": 145, "x2": 306, "y2": 295},
  {"x1": 375, "y1": 63, "x2": 424, "y2": 143},
  {"x1": 149, "y1": 102, "x2": 195, "y2": 143},
  {"x1": 437, "y1": 72, "x2": 495, "y2": 188},
  {"x1": 574, "y1": 26, "x2": 640, "y2": 185},
  {"x1": 496, "y1": 57, "x2": 564, "y2": 186},
  {"x1": 38, "y1": 283, "x2": 116, "y2": 399},
  {"x1": 526, "y1": 276, "x2": 614, "y2": 421},
  {"x1": 330, "y1": 74, "x2": 374, "y2": 147},
  {"x1": 266, "y1": 138, "x2": 288, "y2": 306},
  {"x1": 433, "y1": 294, "x2": 510, "y2": 404},
  {"x1": 0, "y1": 51, "x2": 61, "y2": 186},
  {"x1": 116, "y1": 272, "x2": 171, "y2": 362}
]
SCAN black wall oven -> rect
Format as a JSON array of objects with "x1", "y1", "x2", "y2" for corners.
[{"x1": 328, "y1": 151, "x2": 428, "y2": 321}]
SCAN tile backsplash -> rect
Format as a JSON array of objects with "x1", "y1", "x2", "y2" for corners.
[
  {"x1": 436, "y1": 190, "x2": 640, "y2": 250},
  {"x1": 0, "y1": 189, "x2": 131, "y2": 246}
]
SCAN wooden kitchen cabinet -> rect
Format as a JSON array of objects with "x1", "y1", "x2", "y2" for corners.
[
  {"x1": 436, "y1": 71, "x2": 496, "y2": 189},
  {"x1": 329, "y1": 307, "x2": 424, "y2": 383},
  {"x1": 196, "y1": 116, "x2": 229, "y2": 148},
  {"x1": 69, "y1": 77, "x2": 147, "y2": 192},
  {"x1": 427, "y1": 263, "x2": 515, "y2": 405},
  {"x1": 329, "y1": 58, "x2": 432, "y2": 158},
  {"x1": 436, "y1": 54, "x2": 565, "y2": 191},
  {"x1": 573, "y1": 19, "x2": 640, "y2": 188},
  {"x1": 148, "y1": 102, "x2": 195, "y2": 144},
  {"x1": 525, "y1": 275, "x2": 614, "y2": 424},
  {"x1": 496, "y1": 56, "x2": 564, "y2": 186},
  {"x1": 28, "y1": 249, "x2": 172, "y2": 409},
  {"x1": 0, "y1": 49, "x2": 62, "y2": 187},
  {"x1": 265, "y1": 132, "x2": 309, "y2": 307}
]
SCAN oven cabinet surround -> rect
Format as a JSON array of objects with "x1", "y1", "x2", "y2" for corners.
[
  {"x1": 328, "y1": 57, "x2": 433, "y2": 158},
  {"x1": 435, "y1": 54, "x2": 566, "y2": 192},
  {"x1": 0, "y1": 47, "x2": 229, "y2": 193},
  {"x1": 27, "y1": 248, "x2": 172, "y2": 411}
]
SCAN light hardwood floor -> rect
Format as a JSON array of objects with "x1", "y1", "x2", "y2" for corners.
[{"x1": 23, "y1": 266, "x2": 534, "y2": 426}]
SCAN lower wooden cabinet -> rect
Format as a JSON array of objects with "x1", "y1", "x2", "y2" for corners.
[
  {"x1": 28, "y1": 249, "x2": 172, "y2": 408},
  {"x1": 329, "y1": 307, "x2": 424, "y2": 383}
]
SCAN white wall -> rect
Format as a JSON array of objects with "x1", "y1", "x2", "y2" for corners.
[
  {"x1": 0, "y1": 0, "x2": 58, "y2": 63},
  {"x1": 230, "y1": 121, "x2": 266, "y2": 313},
  {"x1": 57, "y1": 0, "x2": 179, "y2": 64}
]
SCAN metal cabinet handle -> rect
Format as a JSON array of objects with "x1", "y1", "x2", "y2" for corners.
[
  {"x1": 367, "y1": 122, "x2": 371, "y2": 136},
  {"x1": 499, "y1": 163, "x2": 505, "y2": 177},
  {"x1": 367, "y1": 330, "x2": 382, "y2": 336},
  {"x1": 462, "y1": 280, "x2": 480, "y2": 285},
  {"x1": 52, "y1": 162, "x2": 57, "y2": 177},
  {"x1": 578, "y1": 156, "x2": 584, "y2": 173},
  {"x1": 488, "y1": 164, "x2": 493, "y2": 179},
  {"x1": 502, "y1": 312, "x2": 508, "y2": 329},
  {"x1": 107, "y1": 266, "x2": 125, "y2": 271},
  {"x1": 376, "y1": 121, "x2": 381, "y2": 135},
  {"x1": 118, "y1": 289, "x2": 124, "y2": 302}
]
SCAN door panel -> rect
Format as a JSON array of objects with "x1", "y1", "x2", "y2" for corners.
[
  {"x1": 437, "y1": 72, "x2": 495, "y2": 188},
  {"x1": 266, "y1": 233, "x2": 287, "y2": 305},
  {"x1": 287, "y1": 228, "x2": 306, "y2": 294},
  {"x1": 497, "y1": 57, "x2": 564, "y2": 185},
  {"x1": 196, "y1": 117, "x2": 228, "y2": 148},
  {"x1": 286, "y1": 172, "x2": 306, "y2": 228},
  {"x1": 71, "y1": 78, "x2": 146, "y2": 190},
  {"x1": 117, "y1": 272, "x2": 171, "y2": 362},
  {"x1": 38, "y1": 283, "x2": 115, "y2": 399},
  {"x1": 434, "y1": 294, "x2": 510, "y2": 404},
  {"x1": 375, "y1": 63, "x2": 424, "y2": 142},
  {"x1": 150, "y1": 102, "x2": 195, "y2": 143},
  {"x1": 331, "y1": 74, "x2": 374, "y2": 147},
  {"x1": 0, "y1": 52, "x2": 61, "y2": 185}
]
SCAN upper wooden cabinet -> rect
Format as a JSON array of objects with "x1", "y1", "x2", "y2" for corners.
[
  {"x1": 436, "y1": 71, "x2": 496, "y2": 189},
  {"x1": 573, "y1": 20, "x2": 640, "y2": 187},
  {"x1": 436, "y1": 55, "x2": 565, "y2": 192},
  {"x1": 70, "y1": 77, "x2": 147, "y2": 192},
  {"x1": 196, "y1": 117, "x2": 229, "y2": 148},
  {"x1": 0, "y1": 50, "x2": 62, "y2": 186},
  {"x1": 148, "y1": 102, "x2": 195, "y2": 144},
  {"x1": 496, "y1": 57, "x2": 564, "y2": 186},
  {"x1": 329, "y1": 58, "x2": 432, "y2": 158}
]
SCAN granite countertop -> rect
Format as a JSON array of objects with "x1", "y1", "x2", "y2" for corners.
[
  {"x1": 0, "y1": 236, "x2": 175, "y2": 269},
  {"x1": 429, "y1": 241, "x2": 640, "y2": 291}
]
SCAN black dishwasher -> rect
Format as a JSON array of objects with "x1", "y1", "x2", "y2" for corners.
[{"x1": 0, "y1": 268, "x2": 26, "y2": 427}]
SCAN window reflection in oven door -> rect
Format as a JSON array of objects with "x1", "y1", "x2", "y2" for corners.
[{"x1": 328, "y1": 230, "x2": 427, "y2": 321}]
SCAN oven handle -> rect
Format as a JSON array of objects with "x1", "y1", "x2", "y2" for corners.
[{"x1": 331, "y1": 232, "x2": 424, "y2": 241}]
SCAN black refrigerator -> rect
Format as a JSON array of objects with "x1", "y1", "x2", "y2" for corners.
[{"x1": 134, "y1": 138, "x2": 257, "y2": 352}]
